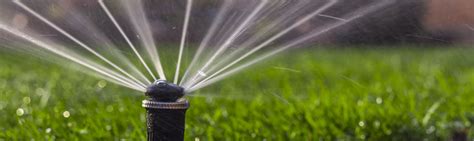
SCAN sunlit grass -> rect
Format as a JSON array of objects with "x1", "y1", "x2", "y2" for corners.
[{"x1": 0, "y1": 46, "x2": 473, "y2": 140}]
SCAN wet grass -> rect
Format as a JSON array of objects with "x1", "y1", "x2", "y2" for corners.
[{"x1": 0, "y1": 46, "x2": 473, "y2": 140}]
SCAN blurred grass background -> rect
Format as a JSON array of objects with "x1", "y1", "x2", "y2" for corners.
[{"x1": 0, "y1": 45, "x2": 474, "y2": 140}]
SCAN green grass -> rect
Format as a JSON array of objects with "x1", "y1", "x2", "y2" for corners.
[{"x1": 0, "y1": 46, "x2": 473, "y2": 140}]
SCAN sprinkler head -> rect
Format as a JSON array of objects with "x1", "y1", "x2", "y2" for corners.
[{"x1": 146, "y1": 80, "x2": 185, "y2": 102}]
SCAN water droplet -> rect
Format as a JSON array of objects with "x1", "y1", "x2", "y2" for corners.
[
  {"x1": 63, "y1": 111, "x2": 70, "y2": 118},
  {"x1": 465, "y1": 121, "x2": 471, "y2": 127},
  {"x1": 386, "y1": 87, "x2": 393, "y2": 93},
  {"x1": 374, "y1": 120, "x2": 381, "y2": 128},
  {"x1": 194, "y1": 138, "x2": 200, "y2": 141},
  {"x1": 106, "y1": 106, "x2": 114, "y2": 112},
  {"x1": 45, "y1": 128, "x2": 52, "y2": 133},
  {"x1": 357, "y1": 100, "x2": 364, "y2": 106},
  {"x1": 358, "y1": 121, "x2": 365, "y2": 127},
  {"x1": 385, "y1": 129, "x2": 392, "y2": 135},
  {"x1": 376, "y1": 97, "x2": 383, "y2": 104},
  {"x1": 79, "y1": 129, "x2": 88, "y2": 134},
  {"x1": 16, "y1": 108, "x2": 24, "y2": 116},
  {"x1": 23, "y1": 97, "x2": 31, "y2": 104},
  {"x1": 97, "y1": 80, "x2": 107, "y2": 88},
  {"x1": 106, "y1": 125, "x2": 112, "y2": 131},
  {"x1": 118, "y1": 107, "x2": 125, "y2": 112}
]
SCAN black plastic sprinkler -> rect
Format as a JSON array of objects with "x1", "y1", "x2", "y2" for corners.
[{"x1": 142, "y1": 80, "x2": 189, "y2": 141}]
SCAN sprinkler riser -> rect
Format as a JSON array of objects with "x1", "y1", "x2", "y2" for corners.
[
  {"x1": 143, "y1": 80, "x2": 188, "y2": 141},
  {"x1": 144, "y1": 100, "x2": 188, "y2": 141}
]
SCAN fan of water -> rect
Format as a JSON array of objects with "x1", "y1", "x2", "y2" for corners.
[{"x1": 0, "y1": 0, "x2": 393, "y2": 93}]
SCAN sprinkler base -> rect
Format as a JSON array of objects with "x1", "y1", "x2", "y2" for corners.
[{"x1": 143, "y1": 99, "x2": 189, "y2": 141}]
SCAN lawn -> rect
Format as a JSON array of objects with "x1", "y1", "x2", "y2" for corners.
[{"x1": 0, "y1": 45, "x2": 473, "y2": 140}]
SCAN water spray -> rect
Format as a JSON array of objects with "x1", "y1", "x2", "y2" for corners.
[
  {"x1": 0, "y1": 0, "x2": 395, "y2": 140},
  {"x1": 142, "y1": 80, "x2": 189, "y2": 141}
]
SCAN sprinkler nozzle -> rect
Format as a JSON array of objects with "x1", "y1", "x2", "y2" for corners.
[
  {"x1": 142, "y1": 80, "x2": 189, "y2": 141},
  {"x1": 146, "y1": 80, "x2": 185, "y2": 102}
]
